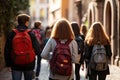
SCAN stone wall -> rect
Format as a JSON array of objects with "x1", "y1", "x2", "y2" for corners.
[{"x1": 0, "y1": 25, "x2": 5, "y2": 70}]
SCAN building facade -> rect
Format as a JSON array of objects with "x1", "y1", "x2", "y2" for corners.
[
  {"x1": 30, "y1": 0, "x2": 49, "y2": 28},
  {"x1": 48, "y1": 0, "x2": 78, "y2": 26}
]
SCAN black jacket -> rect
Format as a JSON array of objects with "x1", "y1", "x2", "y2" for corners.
[
  {"x1": 4, "y1": 25, "x2": 40, "y2": 71},
  {"x1": 84, "y1": 43, "x2": 112, "y2": 75}
]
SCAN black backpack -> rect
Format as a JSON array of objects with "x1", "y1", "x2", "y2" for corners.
[{"x1": 75, "y1": 35, "x2": 84, "y2": 54}]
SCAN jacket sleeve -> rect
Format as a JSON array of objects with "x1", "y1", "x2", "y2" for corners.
[
  {"x1": 105, "y1": 45, "x2": 112, "y2": 59},
  {"x1": 4, "y1": 31, "x2": 15, "y2": 67},
  {"x1": 70, "y1": 40, "x2": 80, "y2": 64},
  {"x1": 29, "y1": 31, "x2": 41, "y2": 55},
  {"x1": 41, "y1": 38, "x2": 52, "y2": 60},
  {"x1": 84, "y1": 43, "x2": 93, "y2": 63}
]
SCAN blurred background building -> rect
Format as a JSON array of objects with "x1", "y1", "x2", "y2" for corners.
[{"x1": 30, "y1": 0, "x2": 49, "y2": 28}]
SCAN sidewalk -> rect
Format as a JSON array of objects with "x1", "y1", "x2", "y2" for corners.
[
  {"x1": 106, "y1": 65, "x2": 120, "y2": 80},
  {"x1": 0, "y1": 59, "x2": 120, "y2": 80}
]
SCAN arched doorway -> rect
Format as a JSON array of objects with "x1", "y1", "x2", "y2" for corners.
[
  {"x1": 104, "y1": 0, "x2": 117, "y2": 65},
  {"x1": 88, "y1": 2, "x2": 95, "y2": 28},
  {"x1": 104, "y1": 2, "x2": 111, "y2": 40},
  {"x1": 88, "y1": 10, "x2": 92, "y2": 27}
]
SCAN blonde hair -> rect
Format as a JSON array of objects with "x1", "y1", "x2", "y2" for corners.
[
  {"x1": 85, "y1": 22, "x2": 110, "y2": 46},
  {"x1": 51, "y1": 18, "x2": 75, "y2": 40}
]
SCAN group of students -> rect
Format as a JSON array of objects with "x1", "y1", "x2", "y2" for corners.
[{"x1": 4, "y1": 13, "x2": 112, "y2": 80}]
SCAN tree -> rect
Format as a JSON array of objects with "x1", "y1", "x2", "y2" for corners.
[{"x1": 0, "y1": 0, "x2": 30, "y2": 38}]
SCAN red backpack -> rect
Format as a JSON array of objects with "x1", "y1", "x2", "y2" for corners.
[
  {"x1": 11, "y1": 29, "x2": 35, "y2": 65},
  {"x1": 32, "y1": 29, "x2": 42, "y2": 45},
  {"x1": 50, "y1": 39, "x2": 72, "y2": 76}
]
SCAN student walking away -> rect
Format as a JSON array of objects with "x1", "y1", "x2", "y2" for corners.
[
  {"x1": 4, "y1": 14, "x2": 40, "y2": 80},
  {"x1": 44, "y1": 26, "x2": 52, "y2": 44},
  {"x1": 71, "y1": 22, "x2": 84, "y2": 80},
  {"x1": 80, "y1": 23, "x2": 87, "y2": 40},
  {"x1": 84, "y1": 22, "x2": 112, "y2": 80},
  {"x1": 80, "y1": 23, "x2": 88, "y2": 78},
  {"x1": 41, "y1": 18, "x2": 80, "y2": 80},
  {"x1": 32, "y1": 21, "x2": 45, "y2": 78}
]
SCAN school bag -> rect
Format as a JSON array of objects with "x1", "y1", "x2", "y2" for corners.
[
  {"x1": 90, "y1": 44, "x2": 108, "y2": 71},
  {"x1": 32, "y1": 29, "x2": 45, "y2": 50},
  {"x1": 11, "y1": 29, "x2": 35, "y2": 65},
  {"x1": 50, "y1": 39, "x2": 72, "y2": 76},
  {"x1": 32, "y1": 29, "x2": 42, "y2": 44}
]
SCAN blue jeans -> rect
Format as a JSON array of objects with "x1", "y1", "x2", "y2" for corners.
[{"x1": 12, "y1": 70, "x2": 33, "y2": 80}]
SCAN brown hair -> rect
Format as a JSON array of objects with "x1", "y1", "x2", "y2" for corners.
[
  {"x1": 85, "y1": 22, "x2": 110, "y2": 46},
  {"x1": 16, "y1": 14, "x2": 30, "y2": 25},
  {"x1": 34, "y1": 21, "x2": 41, "y2": 28},
  {"x1": 51, "y1": 18, "x2": 75, "y2": 40},
  {"x1": 71, "y1": 22, "x2": 80, "y2": 36},
  {"x1": 80, "y1": 24, "x2": 87, "y2": 36},
  {"x1": 45, "y1": 26, "x2": 52, "y2": 38}
]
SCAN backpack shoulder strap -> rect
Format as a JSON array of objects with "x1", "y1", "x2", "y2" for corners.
[
  {"x1": 54, "y1": 38, "x2": 60, "y2": 44},
  {"x1": 13, "y1": 29, "x2": 31, "y2": 33},
  {"x1": 24, "y1": 29, "x2": 31, "y2": 33},
  {"x1": 12, "y1": 29, "x2": 19, "y2": 33},
  {"x1": 65, "y1": 39, "x2": 72, "y2": 45}
]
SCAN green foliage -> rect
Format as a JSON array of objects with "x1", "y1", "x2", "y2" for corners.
[{"x1": 0, "y1": 0, "x2": 30, "y2": 37}]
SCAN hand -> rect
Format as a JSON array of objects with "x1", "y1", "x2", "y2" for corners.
[
  {"x1": 7, "y1": 67, "x2": 12, "y2": 72},
  {"x1": 81, "y1": 64, "x2": 84, "y2": 71}
]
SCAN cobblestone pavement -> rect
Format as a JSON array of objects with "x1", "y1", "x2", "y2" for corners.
[{"x1": 0, "y1": 59, "x2": 120, "y2": 80}]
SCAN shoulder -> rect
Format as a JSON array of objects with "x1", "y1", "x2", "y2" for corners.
[
  {"x1": 104, "y1": 44, "x2": 111, "y2": 48},
  {"x1": 40, "y1": 29, "x2": 45, "y2": 34},
  {"x1": 75, "y1": 35, "x2": 84, "y2": 42},
  {"x1": 85, "y1": 42, "x2": 93, "y2": 48},
  {"x1": 46, "y1": 38, "x2": 56, "y2": 43},
  {"x1": 81, "y1": 34, "x2": 85, "y2": 40},
  {"x1": 6, "y1": 30, "x2": 16, "y2": 39},
  {"x1": 69, "y1": 39, "x2": 77, "y2": 46},
  {"x1": 28, "y1": 30, "x2": 36, "y2": 37}
]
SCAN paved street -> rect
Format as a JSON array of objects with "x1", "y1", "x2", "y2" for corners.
[{"x1": 0, "y1": 59, "x2": 120, "y2": 80}]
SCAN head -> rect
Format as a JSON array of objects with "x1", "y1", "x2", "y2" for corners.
[
  {"x1": 85, "y1": 22, "x2": 110, "y2": 45},
  {"x1": 16, "y1": 14, "x2": 30, "y2": 26},
  {"x1": 51, "y1": 18, "x2": 75, "y2": 40},
  {"x1": 34, "y1": 21, "x2": 41, "y2": 28},
  {"x1": 45, "y1": 26, "x2": 52, "y2": 38},
  {"x1": 80, "y1": 24, "x2": 87, "y2": 36},
  {"x1": 71, "y1": 22, "x2": 80, "y2": 36}
]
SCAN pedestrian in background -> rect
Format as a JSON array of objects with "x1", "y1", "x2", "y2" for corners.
[
  {"x1": 32, "y1": 21, "x2": 45, "y2": 79},
  {"x1": 80, "y1": 23, "x2": 88, "y2": 78},
  {"x1": 71, "y1": 22, "x2": 84, "y2": 80},
  {"x1": 41, "y1": 18, "x2": 80, "y2": 80},
  {"x1": 44, "y1": 26, "x2": 52, "y2": 44},
  {"x1": 80, "y1": 23, "x2": 87, "y2": 40},
  {"x1": 4, "y1": 13, "x2": 40, "y2": 80},
  {"x1": 84, "y1": 22, "x2": 112, "y2": 80}
]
